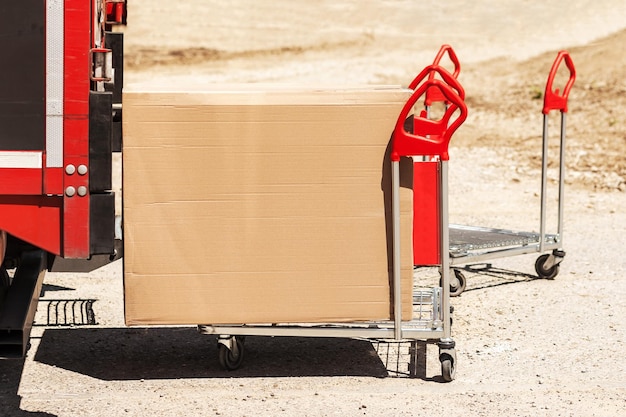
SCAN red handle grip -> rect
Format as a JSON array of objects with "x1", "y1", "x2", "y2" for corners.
[
  {"x1": 408, "y1": 64, "x2": 465, "y2": 103},
  {"x1": 392, "y1": 79, "x2": 468, "y2": 162},
  {"x1": 431, "y1": 44, "x2": 461, "y2": 78},
  {"x1": 543, "y1": 51, "x2": 576, "y2": 114},
  {"x1": 426, "y1": 45, "x2": 461, "y2": 106}
]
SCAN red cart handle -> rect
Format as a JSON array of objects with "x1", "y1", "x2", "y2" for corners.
[
  {"x1": 432, "y1": 44, "x2": 461, "y2": 78},
  {"x1": 392, "y1": 79, "x2": 468, "y2": 161},
  {"x1": 543, "y1": 51, "x2": 576, "y2": 114},
  {"x1": 408, "y1": 64, "x2": 465, "y2": 101},
  {"x1": 425, "y1": 45, "x2": 462, "y2": 106}
]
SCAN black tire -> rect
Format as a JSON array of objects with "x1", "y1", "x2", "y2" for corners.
[
  {"x1": 535, "y1": 254, "x2": 560, "y2": 279},
  {"x1": 0, "y1": 267, "x2": 9, "y2": 287},
  {"x1": 440, "y1": 269, "x2": 467, "y2": 297},
  {"x1": 0, "y1": 267, "x2": 10, "y2": 306},
  {"x1": 451, "y1": 269, "x2": 467, "y2": 296},
  {"x1": 218, "y1": 338, "x2": 245, "y2": 371},
  {"x1": 440, "y1": 353, "x2": 456, "y2": 382}
]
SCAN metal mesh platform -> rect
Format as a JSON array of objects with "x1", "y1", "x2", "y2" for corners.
[{"x1": 449, "y1": 224, "x2": 558, "y2": 257}]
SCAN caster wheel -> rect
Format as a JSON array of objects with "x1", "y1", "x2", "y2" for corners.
[
  {"x1": 440, "y1": 353, "x2": 456, "y2": 382},
  {"x1": 441, "y1": 269, "x2": 466, "y2": 297},
  {"x1": 535, "y1": 254, "x2": 560, "y2": 279},
  {"x1": 218, "y1": 338, "x2": 245, "y2": 371}
]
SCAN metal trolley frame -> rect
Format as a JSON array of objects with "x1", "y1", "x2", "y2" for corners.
[{"x1": 199, "y1": 78, "x2": 468, "y2": 382}]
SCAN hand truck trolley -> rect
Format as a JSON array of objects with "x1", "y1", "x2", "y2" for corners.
[
  {"x1": 413, "y1": 48, "x2": 576, "y2": 296},
  {"x1": 199, "y1": 78, "x2": 468, "y2": 382}
]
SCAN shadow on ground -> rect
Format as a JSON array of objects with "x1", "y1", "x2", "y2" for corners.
[
  {"x1": 457, "y1": 263, "x2": 541, "y2": 293},
  {"x1": 0, "y1": 358, "x2": 56, "y2": 417},
  {"x1": 34, "y1": 328, "x2": 394, "y2": 380}
]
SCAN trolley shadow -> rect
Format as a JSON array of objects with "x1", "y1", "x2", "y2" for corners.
[
  {"x1": 34, "y1": 327, "x2": 410, "y2": 380},
  {"x1": 455, "y1": 263, "x2": 541, "y2": 293}
]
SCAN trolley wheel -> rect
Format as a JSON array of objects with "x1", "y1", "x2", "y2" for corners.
[
  {"x1": 440, "y1": 269, "x2": 467, "y2": 297},
  {"x1": 535, "y1": 254, "x2": 560, "y2": 279},
  {"x1": 440, "y1": 353, "x2": 456, "y2": 382},
  {"x1": 218, "y1": 337, "x2": 245, "y2": 371}
]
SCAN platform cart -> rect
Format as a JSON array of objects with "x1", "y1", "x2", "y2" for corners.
[
  {"x1": 412, "y1": 49, "x2": 576, "y2": 296},
  {"x1": 199, "y1": 79, "x2": 468, "y2": 381}
]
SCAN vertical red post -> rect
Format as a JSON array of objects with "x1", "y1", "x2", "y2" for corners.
[
  {"x1": 63, "y1": 0, "x2": 91, "y2": 258},
  {"x1": 412, "y1": 161, "x2": 441, "y2": 265}
]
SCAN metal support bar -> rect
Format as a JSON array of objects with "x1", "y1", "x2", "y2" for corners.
[
  {"x1": 199, "y1": 325, "x2": 444, "y2": 340},
  {"x1": 0, "y1": 250, "x2": 46, "y2": 358},
  {"x1": 392, "y1": 160, "x2": 402, "y2": 340},
  {"x1": 440, "y1": 161, "x2": 451, "y2": 340},
  {"x1": 540, "y1": 114, "x2": 549, "y2": 253},
  {"x1": 558, "y1": 113, "x2": 566, "y2": 242}
]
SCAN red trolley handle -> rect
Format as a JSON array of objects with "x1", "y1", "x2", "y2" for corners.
[
  {"x1": 432, "y1": 44, "x2": 461, "y2": 78},
  {"x1": 408, "y1": 64, "x2": 465, "y2": 101},
  {"x1": 392, "y1": 79, "x2": 468, "y2": 162},
  {"x1": 543, "y1": 51, "x2": 576, "y2": 114},
  {"x1": 408, "y1": 64, "x2": 465, "y2": 112},
  {"x1": 425, "y1": 45, "x2": 461, "y2": 106}
]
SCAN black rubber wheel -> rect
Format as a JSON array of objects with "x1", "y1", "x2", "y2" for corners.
[
  {"x1": 451, "y1": 269, "x2": 467, "y2": 296},
  {"x1": 440, "y1": 353, "x2": 456, "y2": 382},
  {"x1": 0, "y1": 267, "x2": 9, "y2": 287},
  {"x1": 535, "y1": 254, "x2": 560, "y2": 279},
  {"x1": 0, "y1": 267, "x2": 10, "y2": 305},
  {"x1": 218, "y1": 338, "x2": 245, "y2": 371},
  {"x1": 440, "y1": 269, "x2": 466, "y2": 297}
]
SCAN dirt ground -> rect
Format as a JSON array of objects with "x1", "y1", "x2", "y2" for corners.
[{"x1": 2, "y1": 1, "x2": 626, "y2": 416}]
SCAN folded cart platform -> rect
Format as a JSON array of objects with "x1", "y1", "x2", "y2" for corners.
[{"x1": 449, "y1": 224, "x2": 559, "y2": 261}]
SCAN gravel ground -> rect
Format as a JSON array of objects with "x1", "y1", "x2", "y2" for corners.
[{"x1": 1, "y1": 1, "x2": 625, "y2": 416}]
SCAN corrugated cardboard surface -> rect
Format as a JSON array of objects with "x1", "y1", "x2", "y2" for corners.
[{"x1": 123, "y1": 84, "x2": 414, "y2": 325}]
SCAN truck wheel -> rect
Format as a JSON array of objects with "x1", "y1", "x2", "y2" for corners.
[
  {"x1": 0, "y1": 267, "x2": 9, "y2": 287},
  {"x1": 0, "y1": 267, "x2": 10, "y2": 305}
]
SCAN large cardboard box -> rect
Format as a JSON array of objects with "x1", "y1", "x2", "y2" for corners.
[{"x1": 123, "y1": 84, "x2": 414, "y2": 325}]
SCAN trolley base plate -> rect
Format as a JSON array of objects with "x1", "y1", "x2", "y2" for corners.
[{"x1": 449, "y1": 224, "x2": 559, "y2": 257}]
